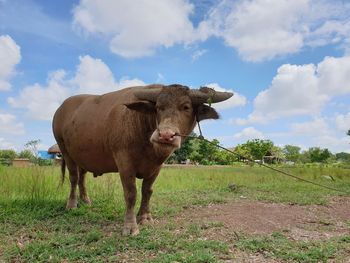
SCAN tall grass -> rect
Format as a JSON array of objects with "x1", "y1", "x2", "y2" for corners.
[
  {"x1": 0, "y1": 164, "x2": 349, "y2": 262},
  {"x1": 1, "y1": 165, "x2": 349, "y2": 207}
]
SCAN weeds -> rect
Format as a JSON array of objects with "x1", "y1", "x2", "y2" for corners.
[
  {"x1": 236, "y1": 232, "x2": 350, "y2": 262},
  {"x1": 0, "y1": 165, "x2": 349, "y2": 262}
]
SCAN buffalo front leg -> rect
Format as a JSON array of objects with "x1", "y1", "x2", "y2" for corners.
[
  {"x1": 120, "y1": 173, "x2": 139, "y2": 236},
  {"x1": 138, "y1": 175, "x2": 158, "y2": 225},
  {"x1": 78, "y1": 168, "x2": 91, "y2": 205}
]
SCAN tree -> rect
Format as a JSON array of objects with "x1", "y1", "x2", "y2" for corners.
[
  {"x1": 18, "y1": 149, "x2": 35, "y2": 160},
  {"x1": 233, "y1": 144, "x2": 252, "y2": 162},
  {"x1": 24, "y1": 139, "x2": 40, "y2": 158},
  {"x1": 188, "y1": 138, "x2": 221, "y2": 165},
  {"x1": 299, "y1": 150, "x2": 311, "y2": 163},
  {"x1": 283, "y1": 145, "x2": 301, "y2": 162},
  {"x1": 347, "y1": 129, "x2": 350, "y2": 136},
  {"x1": 242, "y1": 139, "x2": 274, "y2": 161},
  {"x1": 214, "y1": 149, "x2": 238, "y2": 165},
  {"x1": 24, "y1": 139, "x2": 41, "y2": 164},
  {"x1": 270, "y1": 145, "x2": 286, "y2": 164},
  {"x1": 336, "y1": 152, "x2": 350, "y2": 163},
  {"x1": 0, "y1": 149, "x2": 17, "y2": 161},
  {"x1": 167, "y1": 132, "x2": 196, "y2": 164},
  {"x1": 308, "y1": 147, "x2": 332, "y2": 163},
  {"x1": 197, "y1": 139, "x2": 220, "y2": 164}
]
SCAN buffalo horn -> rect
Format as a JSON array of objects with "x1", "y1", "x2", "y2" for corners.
[
  {"x1": 189, "y1": 87, "x2": 233, "y2": 104},
  {"x1": 133, "y1": 85, "x2": 163, "y2": 102}
]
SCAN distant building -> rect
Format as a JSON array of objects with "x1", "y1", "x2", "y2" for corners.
[
  {"x1": 34, "y1": 144, "x2": 62, "y2": 164},
  {"x1": 48, "y1": 144, "x2": 62, "y2": 165},
  {"x1": 12, "y1": 158, "x2": 31, "y2": 167},
  {"x1": 48, "y1": 144, "x2": 61, "y2": 158},
  {"x1": 38, "y1": 151, "x2": 55, "y2": 159}
]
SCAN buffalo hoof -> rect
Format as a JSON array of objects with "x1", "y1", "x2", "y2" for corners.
[
  {"x1": 122, "y1": 223, "x2": 139, "y2": 236},
  {"x1": 66, "y1": 199, "x2": 78, "y2": 209},
  {"x1": 138, "y1": 213, "x2": 154, "y2": 225},
  {"x1": 80, "y1": 196, "x2": 92, "y2": 206}
]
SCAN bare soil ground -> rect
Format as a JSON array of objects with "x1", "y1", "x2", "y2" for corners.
[
  {"x1": 180, "y1": 196, "x2": 350, "y2": 239},
  {"x1": 171, "y1": 197, "x2": 350, "y2": 262}
]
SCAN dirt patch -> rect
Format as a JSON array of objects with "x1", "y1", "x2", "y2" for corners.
[{"x1": 176, "y1": 197, "x2": 350, "y2": 241}]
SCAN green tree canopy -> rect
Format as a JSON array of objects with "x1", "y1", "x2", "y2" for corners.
[
  {"x1": 18, "y1": 149, "x2": 35, "y2": 160},
  {"x1": 335, "y1": 152, "x2": 350, "y2": 163},
  {"x1": 0, "y1": 149, "x2": 17, "y2": 161},
  {"x1": 167, "y1": 134, "x2": 237, "y2": 165},
  {"x1": 214, "y1": 149, "x2": 238, "y2": 165},
  {"x1": 270, "y1": 145, "x2": 286, "y2": 163},
  {"x1": 233, "y1": 144, "x2": 252, "y2": 161},
  {"x1": 307, "y1": 147, "x2": 332, "y2": 163},
  {"x1": 190, "y1": 138, "x2": 220, "y2": 165},
  {"x1": 241, "y1": 139, "x2": 274, "y2": 161},
  {"x1": 167, "y1": 132, "x2": 197, "y2": 164},
  {"x1": 283, "y1": 145, "x2": 301, "y2": 162}
]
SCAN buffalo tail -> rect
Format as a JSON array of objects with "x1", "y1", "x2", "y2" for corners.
[{"x1": 60, "y1": 158, "x2": 66, "y2": 185}]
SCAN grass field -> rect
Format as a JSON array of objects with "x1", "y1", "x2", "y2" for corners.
[{"x1": 0, "y1": 164, "x2": 349, "y2": 262}]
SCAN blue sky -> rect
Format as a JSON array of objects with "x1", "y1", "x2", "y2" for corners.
[{"x1": 0, "y1": 0, "x2": 350, "y2": 153}]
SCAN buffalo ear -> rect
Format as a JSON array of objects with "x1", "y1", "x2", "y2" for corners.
[
  {"x1": 196, "y1": 104, "x2": 219, "y2": 122},
  {"x1": 125, "y1": 101, "x2": 155, "y2": 114}
]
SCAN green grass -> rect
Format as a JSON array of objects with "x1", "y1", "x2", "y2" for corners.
[
  {"x1": 0, "y1": 165, "x2": 349, "y2": 262},
  {"x1": 236, "y1": 232, "x2": 350, "y2": 263}
]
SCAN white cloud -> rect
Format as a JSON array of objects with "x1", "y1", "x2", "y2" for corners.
[
  {"x1": 8, "y1": 70, "x2": 71, "y2": 121},
  {"x1": 212, "y1": 0, "x2": 306, "y2": 61},
  {"x1": 0, "y1": 137, "x2": 16, "y2": 150},
  {"x1": 282, "y1": 117, "x2": 350, "y2": 153},
  {"x1": 205, "y1": 83, "x2": 247, "y2": 110},
  {"x1": 73, "y1": 0, "x2": 195, "y2": 58},
  {"x1": 8, "y1": 55, "x2": 145, "y2": 120},
  {"x1": 317, "y1": 56, "x2": 350, "y2": 96},
  {"x1": 309, "y1": 135, "x2": 350, "y2": 153},
  {"x1": 233, "y1": 127, "x2": 264, "y2": 140},
  {"x1": 73, "y1": 56, "x2": 118, "y2": 94},
  {"x1": 0, "y1": 113, "x2": 24, "y2": 135},
  {"x1": 290, "y1": 118, "x2": 329, "y2": 136},
  {"x1": 335, "y1": 113, "x2": 350, "y2": 133},
  {"x1": 192, "y1": 49, "x2": 207, "y2": 61},
  {"x1": 237, "y1": 56, "x2": 350, "y2": 125},
  {"x1": 198, "y1": 0, "x2": 350, "y2": 62},
  {"x1": 236, "y1": 124, "x2": 350, "y2": 153},
  {"x1": 72, "y1": 55, "x2": 144, "y2": 94},
  {"x1": 0, "y1": 35, "x2": 21, "y2": 90},
  {"x1": 71, "y1": 0, "x2": 350, "y2": 61},
  {"x1": 307, "y1": 20, "x2": 350, "y2": 49},
  {"x1": 305, "y1": 0, "x2": 350, "y2": 50}
]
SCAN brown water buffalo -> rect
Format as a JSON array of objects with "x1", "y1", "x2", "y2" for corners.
[{"x1": 52, "y1": 84, "x2": 232, "y2": 235}]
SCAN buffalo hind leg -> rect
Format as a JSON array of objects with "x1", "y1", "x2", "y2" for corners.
[
  {"x1": 138, "y1": 174, "x2": 158, "y2": 225},
  {"x1": 65, "y1": 157, "x2": 79, "y2": 209},
  {"x1": 119, "y1": 172, "x2": 139, "y2": 236},
  {"x1": 78, "y1": 168, "x2": 91, "y2": 205}
]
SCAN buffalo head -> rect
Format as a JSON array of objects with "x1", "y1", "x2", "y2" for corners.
[{"x1": 125, "y1": 84, "x2": 233, "y2": 149}]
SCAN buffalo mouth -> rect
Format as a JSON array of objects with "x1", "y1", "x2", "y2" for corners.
[{"x1": 150, "y1": 130, "x2": 181, "y2": 149}]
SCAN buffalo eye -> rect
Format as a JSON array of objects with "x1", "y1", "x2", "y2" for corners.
[{"x1": 181, "y1": 104, "x2": 191, "y2": 112}]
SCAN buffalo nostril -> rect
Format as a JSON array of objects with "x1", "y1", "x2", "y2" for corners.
[{"x1": 159, "y1": 130, "x2": 176, "y2": 140}]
